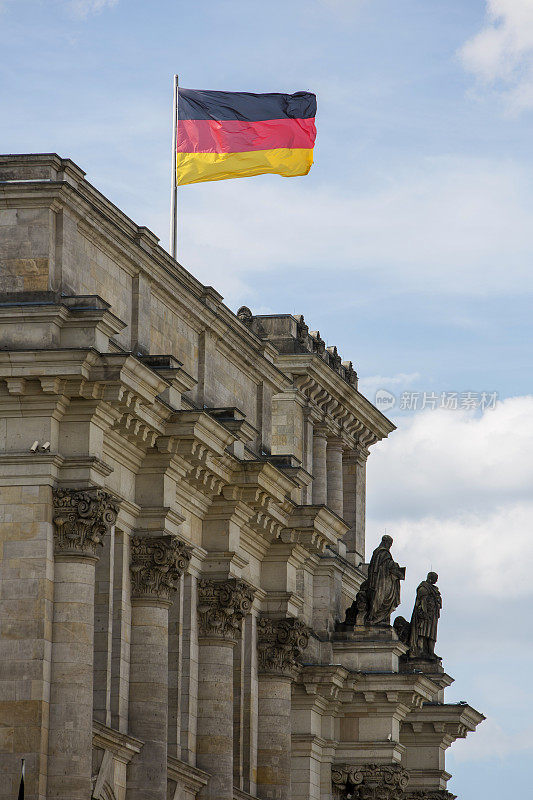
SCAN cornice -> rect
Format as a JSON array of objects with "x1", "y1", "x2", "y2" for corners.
[
  {"x1": 346, "y1": 673, "x2": 439, "y2": 713},
  {"x1": 167, "y1": 756, "x2": 209, "y2": 793},
  {"x1": 280, "y1": 504, "x2": 348, "y2": 555},
  {"x1": 92, "y1": 721, "x2": 142, "y2": 762},
  {"x1": 278, "y1": 354, "x2": 395, "y2": 444},
  {"x1": 401, "y1": 702, "x2": 485, "y2": 744}
]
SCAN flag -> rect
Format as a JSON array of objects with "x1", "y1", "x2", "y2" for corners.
[
  {"x1": 177, "y1": 89, "x2": 316, "y2": 186},
  {"x1": 18, "y1": 759, "x2": 24, "y2": 800}
]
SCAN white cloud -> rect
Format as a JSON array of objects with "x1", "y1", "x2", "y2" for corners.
[
  {"x1": 460, "y1": 0, "x2": 533, "y2": 111},
  {"x1": 452, "y1": 718, "x2": 533, "y2": 762},
  {"x1": 366, "y1": 396, "x2": 533, "y2": 599},
  {"x1": 374, "y1": 502, "x2": 533, "y2": 600},
  {"x1": 65, "y1": 0, "x2": 118, "y2": 19},
  {"x1": 177, "y1": 156, "x2": 533, "y2": 306}
]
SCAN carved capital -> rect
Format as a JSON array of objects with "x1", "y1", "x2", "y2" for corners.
[
  {"x1": 257, "y1": 616, "x2": 311, "y2": 679},
  {"x1": 405, "y1": 793, "x2": 456, "y2": 800},
  {"x1": 130, "y1": 535, "x2": 191, "y2": 603},
  {"x1": 197, "y1": 578, "x2": 255, "y2": 641},
  {"x1": 53, "y1": 487, "x2": 119, "y2": 559},
  {"x1": 332, "y1": 763, "x2": 410, "y2": 800}
]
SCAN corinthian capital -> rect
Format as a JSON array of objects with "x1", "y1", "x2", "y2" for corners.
[
  {"x1": 332, "y1": 763, "x2": 410, "y2": 800},
  {"x1": 257, "y1": 617, "x2": 311, "y2": 679},
  {"x1": 405, "y1": 792, "x2": 456, "y2": 800},
  {"x1": 52, "y1": 487, "x2": 120, "y2": 558},
  {"x1": 197, "y1": 577, "x2": 255, "y2": 641},
  {"x1": 130, "y1": 535, "x2": 191, "y2": 604}
]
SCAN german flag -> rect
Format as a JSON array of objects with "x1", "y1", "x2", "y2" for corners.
[{"x1": 177, "y1": 89, "x2": 317, "y2": 186}]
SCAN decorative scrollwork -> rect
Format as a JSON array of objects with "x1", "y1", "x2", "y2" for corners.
[
  {"x1": 257, "y1": 617, "x2": 311, "y2": 679},
  {"x1": 130, "y1": 535, "x2": 191, "y2": 603},
  {"x1": 197, "y1": 577, "x2": 255, "y2": 641},
  {"x1": 52, "y1": 487, "x2": 120, "y2": 558},
  {"x1": 332, "y1": 763, "x2": 410, "y2": 800}
]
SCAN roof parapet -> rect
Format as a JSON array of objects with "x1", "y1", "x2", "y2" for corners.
[{"x1": 236, "y1": 308, "x2": 358, "y2": 389}]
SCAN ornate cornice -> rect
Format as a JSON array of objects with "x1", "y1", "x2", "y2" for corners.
[
  {"x1": 332, "y1": 763, "x2": 410, "y2": 800},
  {"x1": 197, "y1": 577, "x2": 255, "y2": 641},
  {"x1": 257, "y1": 617, "x2": 311, "y2": 679},
  {"x1": 52, "y1": 487, "x2": 120, "y2": 558},
  {"x1": 130, "y1": 535, "x2": 191, "y2": 603}
]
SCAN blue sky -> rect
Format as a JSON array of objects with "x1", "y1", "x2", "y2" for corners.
[{"x1": 2, "y1": 1, "x2": 532, "y2": 797}]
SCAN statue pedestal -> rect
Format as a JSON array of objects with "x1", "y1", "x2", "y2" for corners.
[
  {"x1": 332, "y1": 625, "x2": 408, "y2": 672},
  {"x1": 399, "y1": 655, "x2": 453, "y2": 702},
  {"x1": 400, "y1": 655, "x2": 444, "y2": 674}
]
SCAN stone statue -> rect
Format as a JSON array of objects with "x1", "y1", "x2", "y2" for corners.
[
  {"x1": 365, "y1": 535, "x2": 405, "y2": 625},
  {"x1": 343, "y1": 580, "x2": 369, "y2": 626},
  {"x1": 408, "y1": 571, "x2": 442, "y2": 659},
  {"x1": 393, "y1": 615, "x2": 411, "y2": 646},
  {"x1": 343, "y1": 535, "x2": 405, "y2": 628}
]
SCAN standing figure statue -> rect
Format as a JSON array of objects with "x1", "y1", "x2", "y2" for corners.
[
  {"x1": 365, "y1": 535, "x2": 406, "y2": 626},
  {"x1": 409, "y1": 571, "x2": 442, "y2": 659}
]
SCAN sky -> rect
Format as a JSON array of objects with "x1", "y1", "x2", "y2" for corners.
[{"x1": 1, "y1": 1, "x2": 532, "y2": 797}]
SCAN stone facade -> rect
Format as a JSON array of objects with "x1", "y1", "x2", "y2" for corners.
[{"x1": 0, "y1": 154, "x2": 483, "y2": 800}]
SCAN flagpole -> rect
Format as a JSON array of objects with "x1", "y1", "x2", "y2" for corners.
[
  {"x1": 18, "y1": 758, "x2": 25, "y2": 800},
  {"x1": 170, "y1": 74, "x2": 179, "y2": 259}
]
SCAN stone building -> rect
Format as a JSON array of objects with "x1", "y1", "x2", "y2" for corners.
[{"x1": 0, "y1": 154, "x2": 483, "y2": 800}]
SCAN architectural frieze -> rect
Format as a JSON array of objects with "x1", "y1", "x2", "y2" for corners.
[
  {"x1": 52, "y1": 487, "x2": 120, "y2": 558},
  {"x1": 130, "y1": 535, "x2": 191, "y2": 603},
  {"x1": 256, "y1": 616, "x2": 311, "y2": 679},
  {"x1": 197, "y1": 577, "x2": 255, "y2": 641},
  {"x1": 332, "y1": 763, "x2": 410, "y2": 800}
]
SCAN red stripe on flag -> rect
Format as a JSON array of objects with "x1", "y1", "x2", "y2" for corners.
[{"x1": 178, "y1": 117, "x2": 316, "y2": 154}]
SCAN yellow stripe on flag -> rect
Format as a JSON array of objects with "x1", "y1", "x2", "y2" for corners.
[{"x1": 177, "y1": 148, "x2": 314, "y2": 186}]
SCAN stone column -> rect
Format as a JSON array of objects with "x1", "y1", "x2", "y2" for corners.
[
  {"x1": 331, "y1": 763, "x2": 410, "y2": 800},
  {"x1": 256, "y1": 617, "x2": 310, "y2": 800},
  {"x1": 126, "y1": 535, "x2": 191, "y2": 800},
  {"x1": 48, "y1": 487, "x2": 119, "y2": 800},
  {"x1": 302, "y1": 408, "x2": 315, "y2": 504},
  {"x1": 312, "y1": 427, "x2": 328, "y2": 505},
  {"x1": 354, "y1": 445, "x2": 368, "y2": 562},
  {"x1": 342, "y1": 444, "x2": 369, "y2": 564},
  {"x1": 326, "y1": 438, "x2": 344, "y2": 518},
  {"x1": 196, "y1": 578, "x2": 255, "y2": 800}
]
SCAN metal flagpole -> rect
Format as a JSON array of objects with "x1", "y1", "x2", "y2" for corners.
[
  {"x1": 170, "y1": 74, "x2": 179, "y2": 259},
  {"x1": 18, "y1": 758, "x2": 25, "y2": 800}
]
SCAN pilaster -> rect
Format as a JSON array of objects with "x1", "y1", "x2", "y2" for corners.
[
  {"x1": 312, "y1": 426, "x2": 328, "y2": 505},
  {"x1": 326, "y1": 437, "x2": 344, "y2": 518}
]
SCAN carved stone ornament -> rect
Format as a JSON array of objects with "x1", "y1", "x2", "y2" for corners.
[
  {"x1": 130, "y1": 535, "x2": 191, "y2": 603},
  {"x1": 343, "y1": 536, "x2": 406, "y2": 628},
  {"x1": 256, "y1": 617, "x2": 311, "y2": 679},
  {"x1": 237, "y1": 306, "x2": 253, "y2": 326},
  {"x1": 197, "y1": 577, "x2": 255, "y2": 641},
  {"x1": 404, "y1": 792, "x2": 456, "y2": 800},
  {"x1": 52, "y1": 487, "x2": 120, "y2": 558},
  {"x1": 332, "y1": 764, "x2": 410, "y2": 800}
]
